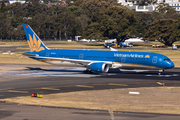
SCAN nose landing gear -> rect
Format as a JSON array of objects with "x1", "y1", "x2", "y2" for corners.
[{"x1": 158, "y1": 70, "x2": 164, "y2": 75}]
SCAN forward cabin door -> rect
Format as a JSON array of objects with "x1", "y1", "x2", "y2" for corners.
[
  {"x1": 152, "y1": 56, "x2": 157, "y2": 64},
  {"x1": 79, "y1": 54, "x2": 83, "y2": 60},
  {"x1": 121, "y1": 55, "x2": 126, "y2": 62}
]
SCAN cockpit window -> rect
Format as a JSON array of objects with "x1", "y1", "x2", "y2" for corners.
[{"x1": 164, "y1": 59, "x2": 170, "y2": 61}]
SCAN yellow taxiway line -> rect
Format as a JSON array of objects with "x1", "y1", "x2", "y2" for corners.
[
  {"x1": 7, "y1": 90, "x2": 28, "y2": 93},
  {"x1": 108, "y1": 83, "x2": 128, "y2": 86},
  {"x1": 41, "y1": 88, "x2": 60, "y2": 90},
  {"x1": 76, "y1": 85, "x2": 94, "y2": 88}
]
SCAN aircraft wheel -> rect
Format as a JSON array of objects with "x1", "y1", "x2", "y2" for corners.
[
  {"x1": 158, "y1": 70, "x2": 164, "y2": 75},
  {"x1": 83, "y1": 70, "x2": 87, "y2": 74},
  {"x1": 83, "y1": 70, "x2": 92, "y2": 74},
  {"x1": 87, "y1": 70, "x2": 93, "y2": 74}
]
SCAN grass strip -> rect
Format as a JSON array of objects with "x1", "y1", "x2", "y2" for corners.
[{"x1": 1, "y1": 87, "x2": 180, "y2": 114}]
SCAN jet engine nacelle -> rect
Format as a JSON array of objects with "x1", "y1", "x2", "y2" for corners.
[{"x1": 90, "y1": 62, "x2": 109, "y2": 73}]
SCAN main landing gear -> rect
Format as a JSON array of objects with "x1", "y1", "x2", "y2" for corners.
[
  {"x1": 83, "y1": 66, "x2": 93, "y2": 74},
  {"x1": 158, "y1": 70, "x2": 164, "y2": 75},
  {"x1": 83, "y1": 70, "x2": 93, "y2": 74}
]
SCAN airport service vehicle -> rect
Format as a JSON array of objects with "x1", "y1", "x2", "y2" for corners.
[
  {"x1": 22, "y1": 24, "x2": 174, "y2": 74},
  {"x1": 172, "y1": 45, "x2": 177, "y2": 50},
  {"x1": 104, "y1": 42, "x2": 133, "y2": 48},
  {"x1": 152, "y1": 44, "x2": 166, "y2": 48},
  {"x1": 104, "y1": 43, "x2": 114, "y2": 48},
  {"x1": 118, "y1": 42, "x2": 133, "y2": 47}
]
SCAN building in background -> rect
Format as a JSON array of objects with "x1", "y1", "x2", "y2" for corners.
[
  {"x1": 117, "y1": 0, "x2": 180, "y2": 12},
  {"x1": 117, "y1": 0, "x2": 157, "y2": 12},
  {"x1": 8, "y1": 0, "x2": 26, "y2": 4},
  {"x1": 126, "y1": 5, "x2": 157, "y2": 12},
  {"x1": 0, "y1": 0, "x2": 44, "y2": 5},
  {"x1": 117, "y1": 0, "x2": 143, "y2": 6},
  {"x1": 165, "y1": 0, "x2": 180, "y2": 12}
]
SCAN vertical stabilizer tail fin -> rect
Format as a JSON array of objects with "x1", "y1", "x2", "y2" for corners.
[{"x1": 22, "y1": 24, "x2": 48, "y2": 52}]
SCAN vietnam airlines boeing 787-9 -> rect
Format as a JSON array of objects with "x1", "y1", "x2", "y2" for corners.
[{"x1": 22, "y1": 24, "x2": 174, "y2": 75}]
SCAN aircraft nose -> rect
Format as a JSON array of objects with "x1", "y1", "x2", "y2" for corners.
[
  {"x1": 167, "y1": 61, "x2": 175, "y2": 68},
  {"x1": 170, "y1": 62, "x2": 175, "y2": 68}
]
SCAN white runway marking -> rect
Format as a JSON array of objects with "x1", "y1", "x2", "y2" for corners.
[
  {"x1": 145, "y1": 74, "x2": 179, "y2": 77},
  {"x1": 119, "y1": 69, "x2": 149, "y2": 72}
]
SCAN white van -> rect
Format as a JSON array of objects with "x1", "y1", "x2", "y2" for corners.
[{"x1": 172, "y1": 45, "x2": 177, "y2": 50}]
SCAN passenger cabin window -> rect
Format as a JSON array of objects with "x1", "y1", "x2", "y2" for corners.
[
  {"x1": 51, "y1": 55, "x2": 56, "y2": 57},
  {"x1": 135, "y1": 58, "x2": 148, "y2": 60},
  {"x1": 86, "y1": 56, "x2": 119, "y2": 59},
  {"x1": 58, "y1": 55, "x2": 78, "y2": 58}
]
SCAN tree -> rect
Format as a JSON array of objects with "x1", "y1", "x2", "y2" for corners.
[
  {"x1": 83, "y1": 22, "x2": 105, "y2": 40},
  {"x1": 74, "y1": 0, "x2": 118, "y2": 23},
  {"x1": 54, "y1": 14, "x2": 63, "y2": 40},
  {"x1": 137, "y1": 0, "x2": 156, "y2": 6},
  {"x1": 83, "y1": 6, "x2": 144, "y2": 42},
  {"x1": 172, "y1": 18, "x2": 180, "y2": 43},
  {"x1": 134, "y1": 12, "x2": 153, "y2": 30},
  {"x1": 58, "y1": 11, "x2": 80, "y2": 39},
  {"x1": 0, "y1": 19, "x2": 4, "y2": 40},
  {"x1": 0, "y1": 1, "x2": 5, "y2": 13},
  {"x1": 53, "y1": 8, "x2": 82, "y2": 40},
  {"x1": 157, "y1": 3, "x2": 176, "y2": 14},
  {"x1": 143, "y1": 19, "x2": 178, "y2": 46},
  {"x1": 134, "y1": 4, "x2": 179, "y2": 34},
  {"x1": 67, "y1": 5, "x2": 83, "y2": 17},
  {"x1": 49, "y1": 5, "x2": 65, "y2": 15},
  {"x1": 76, "y1": 14, "x2": 89, "y2": 33},
  {"x1": 11, "y1": 16, "x2": 24, "y2": 28},
  {"x1": 25, "y1": 12, "x2": 48, "y2": 38},
  {"x1": 0, "y1": 20, "x2": 14, "y2": 40},
  {"x1": 74, "y1": 0, "x2": 118, "y2": 9},
  {"x1": 13, "y1": 25, "x2": 25, "y2": 40},
  {"x1": 153, "y1": 4, "x2": 180, "y2": 20}
]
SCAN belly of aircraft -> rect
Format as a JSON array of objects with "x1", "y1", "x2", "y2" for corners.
[{"x1": 112, "y1": 62, "x2": 161, "y2": 70}]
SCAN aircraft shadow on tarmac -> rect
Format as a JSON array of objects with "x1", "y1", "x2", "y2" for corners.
[
  {"x1": 25, "y1": 67, "x2": 174, "y2": 75},
  {"x1": 24, "y1": 67, "x2": 180, "y2": 79},
  {"x1": 25, "y1": 67, "x2": 85, "y2": 73}
]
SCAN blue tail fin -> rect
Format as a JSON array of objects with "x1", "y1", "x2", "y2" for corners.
[{"x1": 22, "y1": 24, "x2": 48, "y2": 52}]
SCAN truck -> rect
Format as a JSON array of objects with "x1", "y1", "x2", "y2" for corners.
[
  {"x1": 118, "y1": 42, "x2": 133, "y2": 47},
  {"x1": 104, "y1": 43, "x2": 114, "y2": 48},
  {"x1": 104, "y1": 42, "x2": 133, "y2": 48},
  {"x1": 152, "y1": 44, "x2": 166, "y2": 48}
]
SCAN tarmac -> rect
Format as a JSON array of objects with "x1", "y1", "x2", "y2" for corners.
[{"x1": 0, "y1": 64, "x2": 180, "y2": 119}]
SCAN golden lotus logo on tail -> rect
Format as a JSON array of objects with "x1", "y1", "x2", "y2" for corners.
[{"x1": 28, "y1": 34, "x2": 45, "y2": 52}]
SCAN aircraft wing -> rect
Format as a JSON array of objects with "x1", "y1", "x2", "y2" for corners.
[{"x1": 35, "y1": 56, "x2": 113, "y2": 67}]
